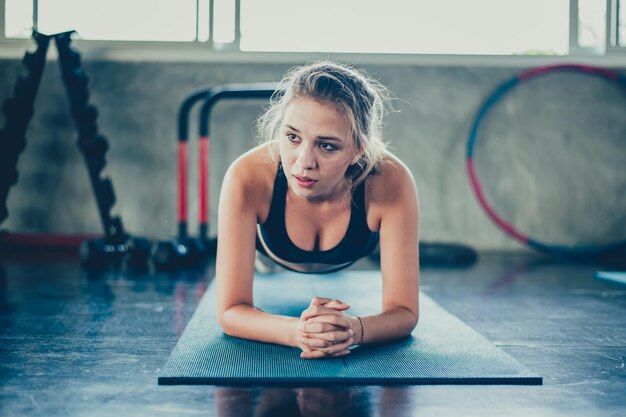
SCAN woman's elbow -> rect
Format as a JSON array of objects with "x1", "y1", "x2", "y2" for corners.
[
  {"x1": 217, "y1": 304, "x2": 250, "y2": 337},
  {"x1": 404, "y1": 308, "x2": 419, "y2": 334},
  {"x1": 217, "y1": 307, "x2": 236, "y2": 336}
]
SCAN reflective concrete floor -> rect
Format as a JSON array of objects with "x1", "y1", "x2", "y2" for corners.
[{"x1": 1, "y1": 252, "x2": 625, "y2": 416}]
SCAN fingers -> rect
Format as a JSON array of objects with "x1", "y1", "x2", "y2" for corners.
[
  {"x1": 309, "y1": 297, "x2": 350, "y2": 310},
  {"x1": 297, "y1": 328, "x2": 352, "y2": 348},
  {"x1": 297, "y1": 317, "x2": 351, "y2": 333},
  {"x1": 308, "y1": 327, "x2": 353, "y2": 343},
  {"x1": 301, "y1": 349, "x2": 350, "y2": 359},
  {"x1": 298, "y1": 321, "x2": 344, "y2": 334},
  {"x1": 297, "y1": 335, "x2": 332, "y2": 349},
  {"x1": 310, "y1": 297, "x2": 349, "y2": 307},
  {"x1": 300, "y1": 305, "x2": 349, "y2": 321},
  {"x1": 296, "y1": 298, "x2": 353, "y2": 360},
  {"x1": 300, "y1": 337, "x2": 354, "y2": 359},
  {"x1": 312, "y1": 335, "x2": 353, "y2": 354},
  {"x1": 299, "y1": 344, "x2": 315, "y2": 353},
  {"x1": 304, "y1": 314, "x2": 351, "y2": 330}
]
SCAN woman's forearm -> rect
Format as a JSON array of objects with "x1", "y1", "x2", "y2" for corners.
[
  {"x1": 218, "y1": 302, "x2": 418, "y2": 350},
  {"x1": 219, "y1": 304, "x2": 300, "y2": 347},
  {"x1": 350, "y1": 306, "x2": 418, "y2": 346}
]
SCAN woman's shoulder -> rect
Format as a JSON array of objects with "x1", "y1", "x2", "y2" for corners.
[
  {"x1": 365, "y1": 152, "x2": 419, "y2": 229},
  {"x1": 223, "y1": 142, "x2": 278, "y2": 206},
  {"x1": 366, "y1": 151, "x2": 417, "y2": 202},
  {"x1": 226, "y1": 142, "x2": 278, "y2": 181}
]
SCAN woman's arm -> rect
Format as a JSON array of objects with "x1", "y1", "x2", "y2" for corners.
[
  {"x1": 355, "y1": 159, "x2": 421, "y2": 343},
  {"x1": 297, "y1": 158, "x2": 420, "y2": 352},
  {"x1": 215, "y1": 153, "x2": 301, "y2": 347},
  {"x1": 296, "y1": 163, "x2": 420, "y2": 355}
]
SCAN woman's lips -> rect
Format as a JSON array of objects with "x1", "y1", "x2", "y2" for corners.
[{"x1": 294, "y1": 175, "x2": 317, "y2": 188}]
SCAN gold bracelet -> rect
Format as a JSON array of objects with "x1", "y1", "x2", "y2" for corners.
[{"x1": 356, "y1": 315, "x2": 365, "y2": 344}]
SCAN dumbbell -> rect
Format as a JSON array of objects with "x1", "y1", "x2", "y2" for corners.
[
  {"x1": 80, "y1": 236, "x2": 152, "y2": 270},
  {"x1": 151, "y1": 237, "x2": 216, "y2": 271}
]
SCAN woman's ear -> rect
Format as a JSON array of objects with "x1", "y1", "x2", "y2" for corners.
[{"x1": 350, "y1": 148, "x2": 365, "y2": 166}]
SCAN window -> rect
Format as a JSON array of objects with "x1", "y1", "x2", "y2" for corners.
[
  {"x1": 5, "y1": 0, "x2": 199, "y2": 41},
  {"x1": 616, "y1": 0, "x2": 626, "y2": 46},
  {"x1": 3, "y1": 0, "x2": 626, "y2": 57},
  {"x1": 241, "y1": 0, "x2": 569, "y2": 55},
  {"x1": 578, "y1": 0, "x2": 606, "y2": 49},
  {"x1": 4, "y1": 0, "x2": 32, "y2": 38}
]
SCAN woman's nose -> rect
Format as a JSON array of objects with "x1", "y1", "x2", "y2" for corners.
[{"x1": 296, "y1": 144, "x2": 317, "y2": 169}]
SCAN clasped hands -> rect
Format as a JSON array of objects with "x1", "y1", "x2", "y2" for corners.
[{"x1": 294, "y1": 297, "x2": 357, "y2": 359}]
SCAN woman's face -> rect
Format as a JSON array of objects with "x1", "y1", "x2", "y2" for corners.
[{"x1": 279, "y1": 96, "x2": 363, "y2": 202}]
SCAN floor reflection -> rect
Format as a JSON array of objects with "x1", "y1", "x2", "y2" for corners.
[
  {"x1": 214, "y1": 385, "x2": 415, "y2": 417},
  {"x1": 78, "y1": 264, "x2": 211, "y2": 338},
  {"x1": 174, "y1": 278, "x2": 207, "y2": 337},
  {"x1": 215, "y1": 386, "x2": 371, "y2": 417}
]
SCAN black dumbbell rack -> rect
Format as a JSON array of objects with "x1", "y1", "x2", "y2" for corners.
[{"x1": 0, "y1": 31, "x2": 131, "y2": 264}]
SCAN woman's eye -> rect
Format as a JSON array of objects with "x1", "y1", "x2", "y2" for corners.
[
  {"x1": 286, "y1": 133, "x2": 299, "y2": 142},
  {"x1": 319, "y1": 142, "x2": 337, "y2": 152}
]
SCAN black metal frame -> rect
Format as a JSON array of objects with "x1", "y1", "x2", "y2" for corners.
[
  {"x1": 176, "y1": 82, "x2": 278, "y2": 241},
  {"x1": 0, "y1": 31, "x2": 126, "y2": 244}
]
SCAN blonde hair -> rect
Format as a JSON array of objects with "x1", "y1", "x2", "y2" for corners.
[{"x1": 257, "y1": 61, "x2": 393, "y2": 188}]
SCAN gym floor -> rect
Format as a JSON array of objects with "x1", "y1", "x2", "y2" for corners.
[{"x1": 1, "y1": 252, "x2": 624, "y2": 417}]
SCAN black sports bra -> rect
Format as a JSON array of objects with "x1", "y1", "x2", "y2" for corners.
[{"x1": 256, "y1": 163, "x2": 379, "y2": 273}]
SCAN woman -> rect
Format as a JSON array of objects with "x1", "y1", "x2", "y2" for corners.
[{"x1": 216, "y1": 61, "x2": 419, "y2": 359}]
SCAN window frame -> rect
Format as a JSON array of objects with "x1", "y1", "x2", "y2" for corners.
[
  {"x1": 0, "y1": 0, "x2": 625, "y2": 66},
  {"x1": 605, "y1": 0, "x2": 626, "y2": 53}
]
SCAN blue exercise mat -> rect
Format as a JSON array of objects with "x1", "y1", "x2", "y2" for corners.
[{"x1": 158, "y1": 271, "x2": 542, "y2": 385}]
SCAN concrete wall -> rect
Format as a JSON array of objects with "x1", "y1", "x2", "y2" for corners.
[{"x1": 1, "y1": 58, "x2": 625, "y2": 251}]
